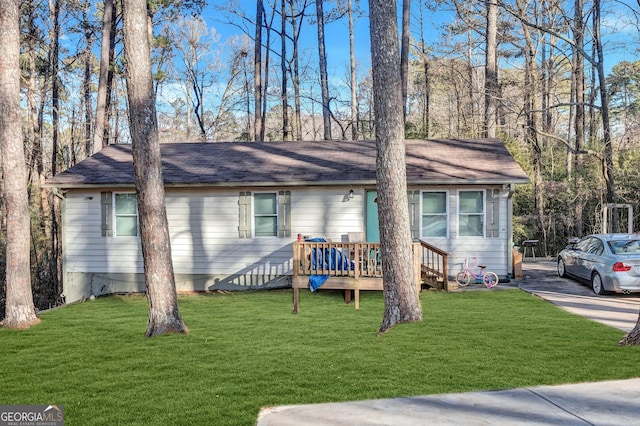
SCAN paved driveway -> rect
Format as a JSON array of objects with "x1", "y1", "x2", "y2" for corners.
[{"x1": 518, "y1": 258, "x2": 640, "y2": 332}]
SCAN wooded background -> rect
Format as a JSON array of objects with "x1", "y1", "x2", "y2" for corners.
[{"x1": 1, "y1": 0, "x2": 639, "y2": 315}]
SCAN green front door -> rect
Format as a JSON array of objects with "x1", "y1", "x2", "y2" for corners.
[{"x1": 366, "y1": 190, "x2": 379, "y2": 243}]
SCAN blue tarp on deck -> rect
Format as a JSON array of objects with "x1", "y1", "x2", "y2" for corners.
[{"x1": 307, "y1": 238, "x2": 353, "y2": 291}]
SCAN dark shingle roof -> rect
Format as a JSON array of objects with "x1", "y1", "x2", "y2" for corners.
[{"x1": 45, "y1": 139, "x2": 529, "y2": 188}]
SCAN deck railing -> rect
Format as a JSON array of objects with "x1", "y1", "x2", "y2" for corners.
[
  {"x1": 292, "y1": 241, "x2": 385, "y2": 280},
  {"x1": 291, "y1": 240, "x2": 451, "y2": 312},
  {"x1": 292, "y1": 240, "x2": 448, "y2": 286}
]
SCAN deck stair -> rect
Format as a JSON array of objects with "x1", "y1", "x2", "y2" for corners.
[{"x1": 418, "y1": 240, "x2": 453, "y2": 291}]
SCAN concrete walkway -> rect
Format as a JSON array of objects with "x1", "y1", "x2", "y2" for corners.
[
  {"x1": 256, "y1": 260, "x2": 640, "y2": 425},
  {"x1": 256, "y1": 378, "x2": 640, "y2": 425}
]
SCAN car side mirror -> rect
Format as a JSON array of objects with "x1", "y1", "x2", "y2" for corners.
[{"x1": 566, "y1": 237, "x2": 580, "y2": 250}]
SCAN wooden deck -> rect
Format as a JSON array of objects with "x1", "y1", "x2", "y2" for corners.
[{"x1": 292, "y1": 240, "x2": 450, "y2": 312}]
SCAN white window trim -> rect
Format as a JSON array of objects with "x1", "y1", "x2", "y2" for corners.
[
  {"x1": 113, "y1": 192, "x2": 139, "y2": 237},
  {"x1": 420, "y1": 190, "x2": 449, "y2": 239},
  {"x1": 252, "y1": 191, "x2": 279, "y2": 238},
  {"x1": 457, "y1": 189, "x2": 486, "y2": 238}
]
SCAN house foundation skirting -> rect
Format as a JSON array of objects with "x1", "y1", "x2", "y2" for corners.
[{"x1": 63, "y1": 272, "x2": 291, "y2": 304}]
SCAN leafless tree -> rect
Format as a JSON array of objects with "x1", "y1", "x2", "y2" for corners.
[
  {"x1": 347, "y1": 0, "x2": 361, "y2": 140},
  {"x1": 400, "y1": 0, "x2": 410, "y2": 121},
  {"x1": 93, "y1": 0, "x2": 117, "y2": 151},
  {"x1": 572, "y1": 0, "x2": 585, "y2": 237},
  {"x1": 316, "y1": 0, "x2": 332, "y2": 139},
  {"x1": 255, "y1": 0, "x2": 265, "y2": 141},
  {"x1": 484, "y1": 0, "x2": 498, "y2": 138}
]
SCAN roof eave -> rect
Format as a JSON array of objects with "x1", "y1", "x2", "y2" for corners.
[{"x1": 44, "y1": 177, "x2": 530, "y2": 190}]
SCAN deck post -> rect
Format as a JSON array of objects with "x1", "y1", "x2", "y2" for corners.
[
  {"x1": 412, "y1": 242, "x2": 421, "y2": 293},
  {"x1": 293, "y1": 288, "x2": 299, "y2": 313},
  {"x1": 293, "y1": 242, "x2": 299, "y2": 313},
  {"x1": 354, "y1": 243, "x2": 360, "y2": 279},
  {"x1": 442, "y1": 254, "x2": 449, "y2": 291},
  {"x1": 355, "y1": 288, "x2": 360, "y2": 310}
]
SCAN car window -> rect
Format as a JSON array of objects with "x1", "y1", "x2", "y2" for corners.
[
  {"x1": 586, "y1": 239, "x2": 604, "y2": 255},
  {"x1": 576, "y1": 238, "x2": 592, "y2": 252},
  {"x1": 576, "y1": 237, "x2": 593, "y2": 251},
  {"x1": 608, "y1": 239, "x2": 640, "y2": 254}
]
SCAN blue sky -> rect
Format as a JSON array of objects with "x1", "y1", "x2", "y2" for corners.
[
  {"x1": 198, "y1": 0, "x2": 638, "y2": 80},
  {"x1": 199, "y1": 1, "x2": 453, "y2": 81}
]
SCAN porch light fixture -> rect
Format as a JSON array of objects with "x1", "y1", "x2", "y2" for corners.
[{"x1": 348, "y1": 189, "x2": 355, "y2": 199}]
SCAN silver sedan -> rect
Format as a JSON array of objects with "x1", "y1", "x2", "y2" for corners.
[{"x1": 557, "y1": 234, "x2": 640, "y2": 295}]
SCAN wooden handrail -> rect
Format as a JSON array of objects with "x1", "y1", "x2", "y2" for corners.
[{"x1": 418, "y1": 240, "x2": 451, "y2": 290}]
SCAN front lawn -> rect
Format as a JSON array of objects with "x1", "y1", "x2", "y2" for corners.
[{"x1": 1, "y1": 289, "x2": 638, "y2": 425}]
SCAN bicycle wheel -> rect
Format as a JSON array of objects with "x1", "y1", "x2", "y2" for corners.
[
  {"x1": 483, "y1": 272, "x2": 499, "y2": 288},
  {"x1": 456, "y1": 271, "x2": 471, "y2": 286}
]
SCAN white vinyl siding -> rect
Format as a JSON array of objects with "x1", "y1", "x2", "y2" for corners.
[
  {"x1": 290, "y1": 188, "x2": 364, "y2": 239},
  {"x1": 61, "y1": 185, "x2": 514, "y2": 296},
  {"x1": 64, "y1": 190, "x2": 143, "y2": 273}
]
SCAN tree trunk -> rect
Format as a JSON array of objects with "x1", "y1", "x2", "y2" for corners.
[
  {"x1": 368, "y1": 0, "x2": 422, "y2": 335},
  {"x1": 122, "y1": 0, "x2": 188, "y2": 337},
  {"x1": 0, "y1": 0, "x2": 40, "y2": 329},
  {"x1": 289, "y1": 0, "x2": 303, "y2": 141},
  {"x1": 254, "y1": 0, "x2": 264, "y2": 142},
  {"x1": 573, "y1": 0, "x2": 585, "y2": 237},
  {"x1": 424, "y1": 60, "x2": 430, "y2": 138},
  {"x1": 348, "y1": 0, "x2": 359, "y2": 140},
  {"x1": 594, "y1": 0, "x2": 617, "y2": 227},
  {"x1": 26, "y1": 0, "x2": 41, "y2": 188},
  {"x1": 48, "y1": 0, "x2": 60, "y2": 176},
  {"x1": 619, "y1": 312, "x2": 640, "y2": 346},
  {"x1": 520, "y1": 4, "x2": 547, "y2": 250},
  {"x1": 93, "y1": 0, "x2": 116, "y2": 152},
  {"x1": 466, "y1": 29, "x2": 475, "y2": 136},
  {"x1": 416, "y1": 2, "x2": 430, "y2": 138},
  {"x1": 280, "y1": 0, "x2": 290, "y2": 140},
  {"x1": 82, "y1": 0, "x2": 93, "y2": 159},
  {"x1": 262, "y1": 7, "x2": 275, "y2": 142},
  {"x1": 400, "y1": 0, "x2": 410, "y2": 121},
  {"x1": 484, "y1": 0, "x2": 498, "y2": 138},
  {"x1": 316, "y1": 0, "x2": 331, "y2": 140}
]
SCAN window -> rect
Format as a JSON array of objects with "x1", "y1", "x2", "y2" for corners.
[
  {"x1": 458, "y1": 190, "x2": 484, "y2": 237},
  {"x1": 253, "y1": 193, "x2": 278, "y2": 237},
  {"x1": 421, "y1": 191, "x2": 447, "y2": 237},
  {"x1": 576, "y1": 237, "x2": 592, "y2": 252},
  {"x1": 114, "y1": 193, "x2": 138, "y2": 236},
  {"x1": 238, "y1": 191, "x2": 291, "y2": 239},
  {"x1": 585, "y1": 238, "x2": 604, "y2": 255}
]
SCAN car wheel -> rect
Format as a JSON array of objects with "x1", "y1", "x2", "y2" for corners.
[
  {"x1": 591, "y1": 272, "x2": 607, "y2": 295},
  {"x1": 557, "y1": 258, "x2": 567, "y2": 278}
]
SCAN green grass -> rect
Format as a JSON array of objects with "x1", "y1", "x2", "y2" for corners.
[{"x1": 1, "y1": 289, "x2": 638, "y2": 425}]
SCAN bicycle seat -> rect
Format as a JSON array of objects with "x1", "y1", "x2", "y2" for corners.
[{"x1": 478, "y1": 264, "x2": 487, "y2": 269}]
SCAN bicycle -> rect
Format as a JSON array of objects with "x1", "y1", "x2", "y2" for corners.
[{"x1": 455, "y1": 257, "x2": 499, "y2": 288}]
